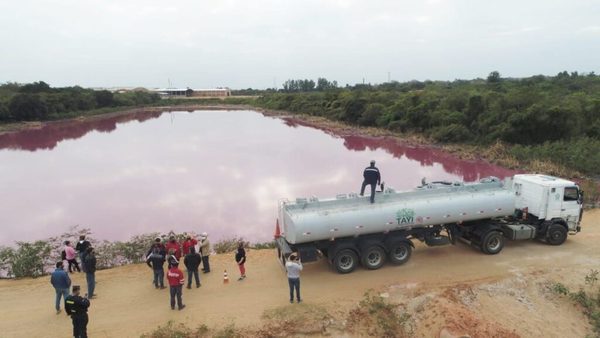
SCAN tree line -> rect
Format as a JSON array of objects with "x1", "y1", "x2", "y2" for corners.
[
  {"x1": 255, "y1": 72, "x2": 600, "y2": 176},
  {"x1": 0, "y1": 81, "x2": 161, "y2": 122}
]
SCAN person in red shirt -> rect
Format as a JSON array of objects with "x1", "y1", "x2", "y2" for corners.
[
  {"x1": 181, "y1": 235, "x2": 198, "y2": 256},
  {"x1": 165, "y1": 236, "x2": 182, "y2": 260},
  {"x1": 167, "y1": 262, "x2": 185, "y2": 310}
]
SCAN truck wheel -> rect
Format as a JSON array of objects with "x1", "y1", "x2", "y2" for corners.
[
  {"x1": 388, "y1": 242, "x2": 412, "y2": 265},
  {"x1": 546, "y1": 224, "x2": 567, "y2": 245},
  {"x1": 333, "y1": 249, "x2": 358, "y2": 274},
  {"x1": 481, "y1": 231, "x2": 504, "y2": 255},
  {"x1": 361, "y1": 245, "x2": 386, "y2": 270}
]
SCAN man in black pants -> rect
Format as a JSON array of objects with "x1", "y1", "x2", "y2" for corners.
[
  {"x1": 65, "y1": 285, "x2": 90, "y2": 338},
  {"x1": 360, "y1": 160, "x2": 381, "y2": 203},
  {"x1": 184, "y1": 246, "x2": 201, "y2": 288}
]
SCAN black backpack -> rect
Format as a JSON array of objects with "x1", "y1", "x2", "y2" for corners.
[{"x1": 61, "y1": 250, "x2": 67, "y2": 260}]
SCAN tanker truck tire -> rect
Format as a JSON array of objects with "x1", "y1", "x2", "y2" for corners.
[
  {"x1": 546, "y1": 224, "x2": 567, "y2": 245},
  {"x1": 480, "y1": 231, "x2": 504, "y2": 255},
  {"x1": 361, "y1": 245, "x2": 386, "y2": 270},
  {"x1": 333, "y1": 249, "x2": 358, "y2": 274},
  {"x1": 388, "y1": 241, "x2": 412, "y2": 265}
]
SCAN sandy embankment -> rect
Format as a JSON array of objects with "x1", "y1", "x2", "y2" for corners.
[{"x1": 0, "y1": 209, "x2": 599, "y2": 337}]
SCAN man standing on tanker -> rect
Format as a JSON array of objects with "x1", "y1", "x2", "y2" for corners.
[{"x1": 360, "y1": 160, "x2": 381, "y2": 203}]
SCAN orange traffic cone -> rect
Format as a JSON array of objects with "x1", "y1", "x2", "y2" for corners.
[
  {"x1": 274, "y1": 219, "x2": 281, "y2": 239},
  {"x1": 223, "y1": 270, "x2": 229, "y2": 284}
]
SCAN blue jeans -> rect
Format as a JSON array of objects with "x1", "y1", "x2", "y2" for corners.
[
  {"x1": 86, "y1": 272, "x2": 95, "y2": 297},
  {"x1": 79, "y1": 253, "x2": 86, "y2": 272},
  {"x1": 360, "y1": 181, "x2": 377, "y2": 203},
  {"x1": 170, "y1": 285, "x2": 183, "y2": 309},
  {"x1": 153, "y1": 269, "x2": 164, "y2": 288},
  {"x1": 187, "y1": 269, "x2": 200, "y2": 287},
  {"x1": 288, "y1": 277, "x2": 301, "y2": 302},
  {"x1": 54, "y1": 287, "x2": 69, "y2": 311}
]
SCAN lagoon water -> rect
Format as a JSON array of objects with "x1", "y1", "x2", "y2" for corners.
[{"x1": 0, "y1": 110, "x2": 518, "y2": 245}]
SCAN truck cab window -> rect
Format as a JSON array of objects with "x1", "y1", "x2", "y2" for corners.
[{"x1": 563, "y1": 187, "x2": 579, "y2": 201}]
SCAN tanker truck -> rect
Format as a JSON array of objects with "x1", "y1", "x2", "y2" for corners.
[{"x1": 274, "y1": 174, "x2": 583, "y2": 273}]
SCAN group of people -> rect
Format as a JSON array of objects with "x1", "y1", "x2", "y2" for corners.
[
  {"x1": 50, "y1": 263, "x2": 90, "y2": 338},
  {"x1": 50, "y1": 230, "x2": 306, "y2": 337},
  {"x1": 144, "y1": 233, "x2": 249, "y2": 310},
  {"x1": 144, "y1": 232, "x2": 214, "y2": 310},
  {"x1": 49, "y1": 235, "x2": 96, "y2": 337}
]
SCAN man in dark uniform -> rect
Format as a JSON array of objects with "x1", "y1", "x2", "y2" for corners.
[
  {"x1": 360, "y1": 160, "x2": 381, "y2": 203},
  {"x1": 65, "y1": 285, "x2": 90, "y2": 338}
]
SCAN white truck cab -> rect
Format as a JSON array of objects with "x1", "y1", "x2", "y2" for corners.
[{"x1": 513, "y1": 174, "x2": 583, "y2": 233}]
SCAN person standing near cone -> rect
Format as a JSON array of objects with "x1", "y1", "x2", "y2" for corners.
[
  {"x1": 235, "y1": 242, "x2": 246, "y2": 281},
  {"x1": 199, "y1": 232, "x2": 211, "y2": 273},
  {"x1": 183, "y1": 247, "x2": 201, "y2": 289}
]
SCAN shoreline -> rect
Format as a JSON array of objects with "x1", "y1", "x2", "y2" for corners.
[
  {"x1": 1, "y1": 208, "x2": 598, "y2": 337},
  {"x1": 1, "y1": 103, "x2": 597, "y2": 206}
]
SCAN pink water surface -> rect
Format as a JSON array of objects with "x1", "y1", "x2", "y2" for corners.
[{"x1": 0, "y1": 110, "x2": 518, "y2": 245}]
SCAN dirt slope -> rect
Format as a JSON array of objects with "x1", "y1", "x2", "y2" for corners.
[{"x1": 1, "y1": 210, "x2": 598, "y2": 337}]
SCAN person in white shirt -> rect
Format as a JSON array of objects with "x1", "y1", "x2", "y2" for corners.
[{"x1": 285, "y1": 254, "x2": 303, "y2": 303}]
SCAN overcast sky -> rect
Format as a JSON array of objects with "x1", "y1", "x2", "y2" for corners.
[{"x1": 1, "y1": 0, "x2": 599, "y2": 89}]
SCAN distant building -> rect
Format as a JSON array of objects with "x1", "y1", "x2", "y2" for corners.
[{"x1": 152, "y1": 88, "x2": 231, "y2": 98}]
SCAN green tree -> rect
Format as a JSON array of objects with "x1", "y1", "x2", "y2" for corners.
[
  {"x1": 8, "y1": 93, "x2": 48, "y2": 120},
  {"x1": 19, "y1": 81, "x2": 52, "y2": 93},
  {"x1": 94, "y1": 90, "x2": 115, "y2": 107},
  {"x1": 487, "y1": 71, "x2": 501, "y2": 83}
]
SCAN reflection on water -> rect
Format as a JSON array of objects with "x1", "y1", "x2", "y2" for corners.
[
  {"x1": 0, "y1": 110, "x2": 164, "y2": 151},
  {"x1": 0, "y1": 110, "x2": 518, "y2": 245}
]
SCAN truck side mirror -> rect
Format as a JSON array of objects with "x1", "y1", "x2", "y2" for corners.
[{"x1": 579, "y1": 190, "x2": 584, "y2": 205}]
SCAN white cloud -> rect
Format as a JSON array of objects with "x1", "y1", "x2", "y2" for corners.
[{"x1": 0, "y1": 0, "x2": 598, "y2": 87}]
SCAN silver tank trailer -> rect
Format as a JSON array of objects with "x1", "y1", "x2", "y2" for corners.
[{"x1": 280, "y1": 177, "x2": 515, "y2": 245}]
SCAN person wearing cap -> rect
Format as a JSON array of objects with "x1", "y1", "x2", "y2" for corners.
[
  {"x1": 50, "y1": 261, "x2": 71, "y2": 314},
  {"x1": 146, "y1": 237, "x2": 166, "y2": 258},
  {"x1": 360, "y1": 160, "x2": 381, "y2": 203},
  {"x1": 65, "y1": 285, "x2": 90, "y2": 338},
  {"x1": 285, "y1": 254, "x2": 303, "y2": 303},
  {"x1": 165, "y1": 235, "x2": 182, "y2": 260},
  {"x1": 84, "y1": 247, "x2": 97, "y2": 299},
  {"x1": 167, "y1": 261, "x2": 186, "y2": 310},
  {"x1": 182, "y1": 234, "x2": 198, "y2": 256},
  {"x1": 199, "y1": 232, "x2": 211, "y2": 273}
]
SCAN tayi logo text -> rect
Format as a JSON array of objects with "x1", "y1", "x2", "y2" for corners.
[{"x1": 396, "y1": 208, "x2": 415, "y2": 225}]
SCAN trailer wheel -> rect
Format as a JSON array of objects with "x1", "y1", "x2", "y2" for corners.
[
  {"x1": 333, "y1": 249, "x2": 358, "y2": 274},
  {"x1": 388, "y1": 241, "x2": 412, "y2": 265},
  {"x1": 546, "y1": 224, "x2": 567, "y2": 245},
  {"x1": 481, "y1": 231, "x2": 504, "y2": 255},
  {"x1": 361, "y1": 245, "x2": 386, "y2": 270}
]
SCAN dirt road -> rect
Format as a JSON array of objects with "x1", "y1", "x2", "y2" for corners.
[{"x1": 1, "y1": 210, "x2": 598, "y2": 337}]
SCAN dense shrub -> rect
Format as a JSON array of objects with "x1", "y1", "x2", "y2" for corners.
[
  {"x1": 0, "y1": 241, "x2": 52, "y2": 278},
  {"x1": 0, "y1": 82, "x2": 161, "y2": 123},
  {"x1": 9, "y1": 93, "x2": 49, "y2": 120},
  {"x1": 256, "y1": 72, "x2": 600, "y2": 175}
]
